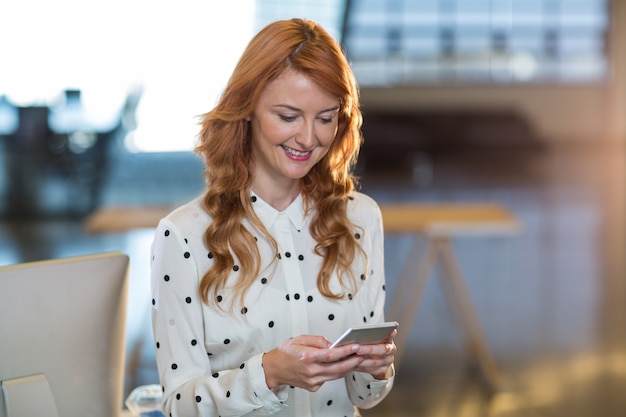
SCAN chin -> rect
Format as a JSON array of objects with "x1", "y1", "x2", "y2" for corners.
[{"x1": 284, "y1": 165, "x2": 315, "y2": 179}]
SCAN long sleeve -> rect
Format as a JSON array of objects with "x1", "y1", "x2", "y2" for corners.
[
  {"x1": 344, "y1": 196, "x2": 395, "y2": 409},
  {"x1": 150, "y1": 193, "x2": 394, "y2": 417},
  {"x1": 151, "y1": 218, "x2": 287, "y2": 417}
]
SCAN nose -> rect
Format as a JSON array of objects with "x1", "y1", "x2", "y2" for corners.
[{"x1": 295, "y1": 119, "x2": 316, "y2": 149}]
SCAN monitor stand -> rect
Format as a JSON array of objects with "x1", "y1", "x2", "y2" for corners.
[{"x1": 1, "y1": 374, "x2": 61, "y2": 417}]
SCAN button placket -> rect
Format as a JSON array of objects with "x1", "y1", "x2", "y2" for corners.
[{"x1": 275, "y1": 213, "x2": 309, "y2": 337}]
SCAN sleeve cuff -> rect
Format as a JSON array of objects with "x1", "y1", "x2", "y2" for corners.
[{"x1": 246, "y1": 353, "x2": 289, "y2": 412}]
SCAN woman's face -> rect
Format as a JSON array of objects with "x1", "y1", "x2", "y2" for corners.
[{"x1": 249, "y1": 68, "x2": 340, "y2": 196}]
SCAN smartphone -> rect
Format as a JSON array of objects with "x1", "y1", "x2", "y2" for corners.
[{"x1": 328, "y1": 321, "x2": 398, "y2": 349}]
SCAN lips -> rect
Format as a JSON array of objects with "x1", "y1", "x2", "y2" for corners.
[{"x1": 281, "y1": 145, "x2": 312, "y2": 160}]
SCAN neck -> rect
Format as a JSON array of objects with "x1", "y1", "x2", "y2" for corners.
[{"x1": 252, "y1": 183, "x2": 300, "y2": 212}]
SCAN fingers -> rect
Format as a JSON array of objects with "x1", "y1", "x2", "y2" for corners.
[
  {"x1": 352, "y1": 328, "x2": 397, "y2": 355},
  {"x1": 293, "y1": 347, "x2": 366, "y2": 391},
  {"x1": 264, "y1": 336, "x2": 367, "y2": 392},
  {"x1": 264, "y1": 330, "x2": 399, "y2": 393},
  {"x1": 354, "y1": 341, "x2": 396, "y2": 358},
  {"x1": 351, "y1": 329, "x2": 398, "y2": 379},
  {"x1": 292, "y1": 334, "x2": 332, "y2": 350},
  {"x1": 300, "y1": 353, "x2": 366, "y2": 392},
  {"x1": 291, "y1": 335, "x2": 361, "y2": 362}
]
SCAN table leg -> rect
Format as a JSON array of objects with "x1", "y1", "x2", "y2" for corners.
[
  {"x1": 436, "y1": 237, "x2": 501, "y2": 389},
  {"x1": 389, "y1": 237, "x2": 438, "y2": 364}
]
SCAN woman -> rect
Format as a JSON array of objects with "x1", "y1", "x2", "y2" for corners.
[{"x1": 151, "y1": 18, "x2": 396, "y2": 417}]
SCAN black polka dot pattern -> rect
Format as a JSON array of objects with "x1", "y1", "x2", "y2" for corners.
[{"x1": 151, "y1": 193, "x2": 390, "y2": 413}]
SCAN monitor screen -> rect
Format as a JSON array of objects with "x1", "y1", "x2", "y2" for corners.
[{"x1": 0, "y1": 252, "x2": 129, "y2": 417}]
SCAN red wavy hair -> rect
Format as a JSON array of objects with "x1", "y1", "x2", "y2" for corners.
[{"x1": 195, "y1": 18, "x2": 365, "y2": 307}]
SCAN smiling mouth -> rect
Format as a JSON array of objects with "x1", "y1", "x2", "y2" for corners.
[{"x1": 281, "y1": 145, "x2": 312, "y2": 158}]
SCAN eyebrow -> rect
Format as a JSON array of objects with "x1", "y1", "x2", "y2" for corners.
[{"x1": 274, "y1": 104, "x2": 340, "y2": 114}]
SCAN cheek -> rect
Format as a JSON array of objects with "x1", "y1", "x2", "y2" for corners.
[
  {"x1": 320, "y1": 124, "x2": 339, "y2": 146},
  {"x1": 254, "y1": 118, "x2": 292, "y2": 145}
]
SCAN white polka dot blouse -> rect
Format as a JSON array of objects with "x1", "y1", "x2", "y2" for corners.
[{"x1": 151, "y1": 191, "x2": 394, "y2": 417}]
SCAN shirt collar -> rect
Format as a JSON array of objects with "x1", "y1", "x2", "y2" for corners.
[{"x1": 250, "y1": 191, "x2": 308, "y2": 231}]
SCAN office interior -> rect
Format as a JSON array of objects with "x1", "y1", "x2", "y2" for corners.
[{"x1": 1, "y1": 1, "x2": 625, "y2": 416}]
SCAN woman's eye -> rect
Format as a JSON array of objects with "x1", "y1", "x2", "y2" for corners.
[
  {"x1": 319, "y1": 115, "x2": 336, "y2": 124},
  {"x1": 279, "y1": 115, "x2": 297, "y2": 122}
]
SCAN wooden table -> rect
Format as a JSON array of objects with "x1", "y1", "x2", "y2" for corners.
[
  {"x1": 380, "y1": 203, "x2": 521, "y2": 389},
  {"x1": 85, "y1": 202, "x2": 520, "y2": 389},
  {"x1": 83, "y1": 206, "x2": 172, "y2": 233}
]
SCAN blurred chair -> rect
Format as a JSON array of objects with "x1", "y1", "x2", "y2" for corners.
[{"x1": 1, "y1": 88, "x2": 142, "y2": 218}]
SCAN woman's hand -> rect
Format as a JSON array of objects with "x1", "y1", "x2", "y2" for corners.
[
  {"x1": 262, "y1": 335, "x2": 366, "y2": 392},
  {"x1": 352, "y1": 329, "x2": 397, "y2": 380}
]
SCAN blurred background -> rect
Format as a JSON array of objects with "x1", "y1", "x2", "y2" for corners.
[{"x1": 1, "y1": 0, "x2": 624, "y2": 416}]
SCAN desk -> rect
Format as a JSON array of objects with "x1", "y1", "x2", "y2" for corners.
[
  {"x1": 86, "y1": 203, "x2": 520, "y2": 390},
  {"x1": 380, "y1": 203, "x2": 521, "y2": 389},
  {"x1": 84, "y1": 206, "x2": 172, "y2": 233}
]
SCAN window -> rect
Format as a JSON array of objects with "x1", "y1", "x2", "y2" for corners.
[
  {"x1": 0, "y1": 1, "x2": 257, "y2": 153},
  {"x1": 1, "y1": 1, "x2": 607, "y2": 153},
  {"x1": 254, "y1": 0, "x2": 346, "y2": 39},
  {"x1": 342, "y1": 0, "x2": 609, "y2": 85}
]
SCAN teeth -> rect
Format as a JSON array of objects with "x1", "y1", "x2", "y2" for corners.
[{"x1": 282, "y1": 145, "x2": 310, "y2": 157}]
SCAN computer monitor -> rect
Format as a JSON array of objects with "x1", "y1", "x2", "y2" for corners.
[{"x1": 0, "y1": 252, "x2": 130, "y2": 417}]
